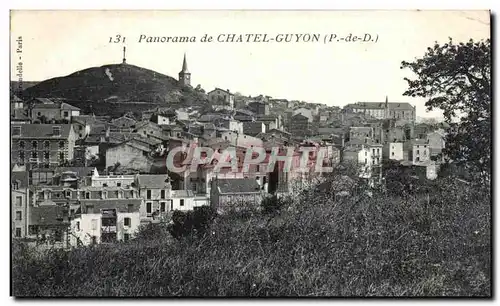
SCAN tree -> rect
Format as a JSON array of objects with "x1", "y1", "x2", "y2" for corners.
[{"x1": 401, "y1": 38, "x2": 491, "y2": 183}]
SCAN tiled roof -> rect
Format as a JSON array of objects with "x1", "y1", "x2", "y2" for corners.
[
  {"x1": 60, "y1": 103, "x2": 80, "y2": 110},
  {"x1": 32, "y1": 103, "x2": 59, "y2": 109},
  {"x1": 30, "y1": 205, "x2": 69, "y2": 226},
  {"x1": 11, "y1": 124, "x2": 72, "y2": 139},
  {"x1": 12, "y1": 171, "x2": 28, "y2": 188},
  {"x1": 137, "y1": 174, "x2": 171, "y2": 188},
  {"x1": 216, "y1": 178, "x2": 261, "y2": 194},
  {"x1": 171, "y1": 190, "x2": 195, "y2": 198},
  {"x1": 32, "y1": 98, "x2": 55, "y2": 104},
  {"x1": 79, "y1": 199, "x2": 142, "y2": 213},
  {"x1": 54, "y1": 167, "x2": 94, "y2": 178}
]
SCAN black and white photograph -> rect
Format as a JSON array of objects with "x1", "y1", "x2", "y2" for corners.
[{"x1": 9, "y1": 9, "x2": 491, "y2": 297}]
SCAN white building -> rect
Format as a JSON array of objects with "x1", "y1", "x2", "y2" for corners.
[{"x1": 387, "y1": 142, "x2": 404, "y2": 161}]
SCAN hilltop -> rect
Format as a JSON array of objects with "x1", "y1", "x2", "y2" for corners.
[{"x1": 19, "y1": 63, "x2": 208, "y2": 117}]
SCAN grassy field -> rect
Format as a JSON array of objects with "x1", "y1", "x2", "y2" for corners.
[{"x1": 12, "y1": 176, "x2": 490, "y2": 297}]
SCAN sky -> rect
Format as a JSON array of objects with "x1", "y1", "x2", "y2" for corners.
[{"x1": 10, "y1": 10, "x2": 490, "y2": 118}]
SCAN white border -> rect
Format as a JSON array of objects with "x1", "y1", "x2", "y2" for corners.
[{"x1": 2, "y1": 1, "x2": 497, "y2": 305}]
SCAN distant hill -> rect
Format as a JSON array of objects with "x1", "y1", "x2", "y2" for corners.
[
  {"x1": 10, "y1": 81, "x2": 39, "y2": 94},
  {"x1": 19, "y1": 63, "x2": 208, "y2": 117}
]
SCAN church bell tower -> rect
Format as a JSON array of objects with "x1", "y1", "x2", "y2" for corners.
[{"x1": 178, "y1": 53, "x2": 191, "y2": 87}]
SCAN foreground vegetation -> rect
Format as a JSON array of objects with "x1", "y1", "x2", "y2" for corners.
[{"x1": 12, "y1": 173, "x2": 490, "y2": 297}]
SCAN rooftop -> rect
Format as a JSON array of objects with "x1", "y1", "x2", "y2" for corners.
[{"x1": 216, "y1": 178, "x2": 261, "y2": 194}]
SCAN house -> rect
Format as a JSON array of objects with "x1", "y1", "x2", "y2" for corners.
[
  {"x1": 110, "y1": 116, "x2": 138, "y2": 131},
  {"x1": 242, "y1": 121, "x2": 266, "y2": 136},
  {"x1": 105, "y1": 139, "x2": 155, "y2": 173},
  {"x1": 383, "y1": 142, "x2": 404, "y2": 161},
  {"x1": 135, "y1": 120, "x2": 168, "y2": 142},
  {"x1": 74, "y1": 198, "x2": 142, "y2": 245},
  {"x1": 409, "y1": 139, "x2": 431, "y2": 165},
  {"x1": 293, "y1": 108, "x2": 313, "y2": 122},
  {"x1": 349, "y1": 126, "x2": 374, "y2": 142},
  {"x1": 31, "y1": 102, "x2": 81, "y2": 123},
  {"x1": 136, "y1": 174, "x2": 172, "y2": 221},
  {"x1": 207, "y1": 88, "x2": 235, "y2": 109},
  {"x1": 12, "y1": 171, "x2": 30, "y2": 239},
  {"x1": 426, "y1": 131, "x2": 446, "y2": 161},
  {"x1": 256, "y1": 114, "x2": 281, "y2": 131},
  {"x1": 210, "y1": 178, "x2": 262, "y2": 213},
  {"x1": 217, "y1": 130, "x2": 263, "y2": 148},
  {"x1": 29, "y1": 204, "x2": 71, "y2": 248},
  {"x1": 248, "y1": 101, "x2": 269, "y2": 116},
  {"x1": 288, "y1": 114, "x2": 312, "y2": 138},
  {"x1": 218, "y1": 118, "x2": 244, "y2": 134},
  {"x1": 11, "y1": 95, "x2": 24, "y2": 109},
  {"x1": 11, "y1": 124, "x2": 77, "y2": 167}
]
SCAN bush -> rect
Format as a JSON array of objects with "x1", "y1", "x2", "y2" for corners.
[
  {"x1": 260, "y1": 195, "x2": 283, "y2": 215},
  {"x1": 168, "y1": 206, "x2": 216, "y2": 240},
  {"x1": 12, "y1": 178, "x2": 490, "y2": 297}
]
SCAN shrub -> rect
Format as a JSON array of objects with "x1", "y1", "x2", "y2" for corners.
[{"x1": 12, "y1": 178, "x2": 490, "y2": 297}]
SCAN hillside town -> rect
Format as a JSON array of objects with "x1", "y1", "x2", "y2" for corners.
[{"x1": 11, "y1": 53, "x2": 447, "y2": 249}]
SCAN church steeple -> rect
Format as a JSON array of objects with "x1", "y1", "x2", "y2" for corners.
[
  {"x1": 181, "y1": 53, "x2": 189, "y2": 73},
  {"x1": 178, "y1": 53, "x2": 191, "y2": 87}
]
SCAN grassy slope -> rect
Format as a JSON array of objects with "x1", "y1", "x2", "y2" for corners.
[{"x1": 12, "y1": 177, "x2": 490, "y2": 297}]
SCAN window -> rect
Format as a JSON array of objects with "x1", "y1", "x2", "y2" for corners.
[
  {"x1": 146, "y1": 202, "x2": 152, "y2": 214},
  {"x1": 15, "y1": 228, "x2": 21, "y2": 237},
  {"x1": 127, "y1": 204, "x2": 134, "y2": 213},
  {"x1": 44, "y1": 151, "x2": 50, "y2": 160},
  {"x1": 160, "y1": 190, "x2": 165, "y2": 199},
  {"x1": 65, "y1": 190, "x2": 71, "y2": 197},
  {"x1": 32, "y1": 141, "x2": 38, "y2": 149},
  {"x1": 160, "y1": 202, "x2": 166, "y2": 212},
  {"x1": 180, "y1": 199, "x2": 185, "y2": 207},
  {"x1": 85, "y1": 192, "x2": 90, "y2": 199},
  {"x1": 32, "y1": 152, "x2": 38, "y2": 159},
  {"x1": 44, "y1": 140, "x2": 50, "y2": 148},
  {"x1": 13, "y1": 183, "x2": 19, "y2": 190},
  {"x1": 416, "y1": 150, "x2": 420, "y2": 155},
  {"x1": 392, "y1": 152, "x2": 394, "y2": 156},
  {"x1": 365, "y1": 158, "x2": 367, "y2": 164},
  {"x1": 91, "y1": 219, "x2": 97, "y2": 230},
  {"x1": 12, "y1": 126, "x2": 21, "y2": 136},
  {"x1": 19, "y1": 140, "x2": 25, "y2": 149},
  {"x1": 75, "y1": 221, "x2": 80, "y2": 231},
  {"x1": 63, "y1": 111, "x2": 69, "y2": 117},
  {"x1": 53, "y1": 126, "x2": 61, "y2": 136},
  {"x1": 416, "y1": 157, "x2": 420, "y2": 162},
  {"x1": 59, "y1": 141, "x2": 65, "y2": 149},
  {"x1": 124, "y1": 217, "x2": 131, "y2": 227},
  {"x1": 103, "y1": 183, "x2": 108, "y2": 187},
  {"x1": 59, "y1": 152, "x2": 65, "y2": 162},
  {"x1": 86, "y1": 205, "x2": 94, "y2": 214},
  {"x1": 117, "y1": 182, "x2": 121, "y2": 187},
  {"x1": 16, "y1": 211, "x2": 22, "y2": 221},
  {"x1": 124, "y1": 233, "x2": 130, "y2": 241},
  {"x1": 146, "y1": 190, "x2": 151, "y2": 199}
]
